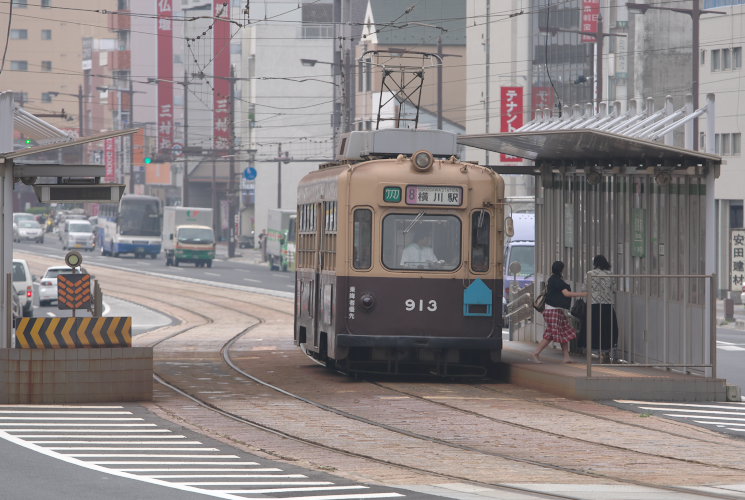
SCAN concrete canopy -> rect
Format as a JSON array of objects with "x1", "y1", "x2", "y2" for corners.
[{"x1": 458, "y1": 129, "x2": 721, "y2": 170}]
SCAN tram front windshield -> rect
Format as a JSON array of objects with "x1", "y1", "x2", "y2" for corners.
[{"x1": 383, "y1": 213, "x2": 461, "y2": 271}]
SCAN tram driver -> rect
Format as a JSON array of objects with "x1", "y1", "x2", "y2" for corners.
[{"x1": 400, "y1": 228, "x2": 443, "y2": 268}]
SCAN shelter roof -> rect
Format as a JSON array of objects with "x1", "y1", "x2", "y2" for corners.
[{"x1": 458, "y1": 129, "x2": 721, "y2": 169}]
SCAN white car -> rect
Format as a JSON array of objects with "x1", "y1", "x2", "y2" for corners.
[
  {"x1": 12, "y1": 259, "x2": 34, "y2": 317},
  {"x1": 13, "y1": 220, "x2": 44, "y2": 243},
  {"x1": 38, "y1": 265, "x2": 92, "y2": 307}
]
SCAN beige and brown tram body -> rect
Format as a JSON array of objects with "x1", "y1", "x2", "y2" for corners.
[{"x1": 295, "y1": 151, "x2": 507, "y2": 376}]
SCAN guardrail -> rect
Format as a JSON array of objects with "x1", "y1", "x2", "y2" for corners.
[{"x1": 584, "y1": 273, "x2": 716, "y2": 378}]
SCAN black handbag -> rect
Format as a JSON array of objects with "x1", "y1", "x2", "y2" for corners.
[
  {"x1": 533, "y1": 292, "x2": 546, "y2": 313},
  {"x1": 571, "y1": 298, "x2": 586, "y2": 319}
]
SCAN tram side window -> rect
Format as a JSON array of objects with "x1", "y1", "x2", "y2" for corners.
[
  {"x1": 353, "y1": 209, "x2": 372, "y2": 270},
  {"x1": 382, "y1": 213, "x2": 461, "y2": 271},
  {"x1": 471, "y1": 210, "x2": 490, "y2": 272}
]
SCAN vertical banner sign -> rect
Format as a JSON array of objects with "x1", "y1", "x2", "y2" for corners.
[
  {"x1": 730, "y1": 229, "x2": 745, "y2": 291},
  {"x1": 157, "y1": 0, "x2": 174, "y2": 157},
  {"x1": 500, "y1": 87, "x2": 523, "y2": 163},
  {"x1": 581, "y1": 0, "x2": 600, "y2": 42},
  {"x1": 213, "y1": 2, "x2": 231, "y2": 153},
  {"x1": 104, "y1": 138, "x2": 117, "y2": 183},
  {"x1": 532, "y1": 86, "x2": 555, "y2": 119}
]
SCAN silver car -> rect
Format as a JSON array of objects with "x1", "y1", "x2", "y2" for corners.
[{"x1": 13, "y1": 220, "x2": 44, "y2": 243}]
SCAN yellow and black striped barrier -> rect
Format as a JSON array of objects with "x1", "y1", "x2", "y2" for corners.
[{"x1": 15, "y1": 317, "x2": 132, "y2": 348}]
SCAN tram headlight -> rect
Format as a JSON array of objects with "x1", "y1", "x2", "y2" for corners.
[
  {"x1": 360, "y1": 293, "x2": 375, "y2": 310},
  {"x1": 412, "y1": 150, "x2": 434, "y2": 172}
]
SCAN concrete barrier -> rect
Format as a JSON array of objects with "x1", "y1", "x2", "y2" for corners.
[{"x1": 0, "y1": 348, "x2": 152, "y2": 404}]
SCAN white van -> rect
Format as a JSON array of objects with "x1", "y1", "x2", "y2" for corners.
[
  {"x1": 12, "y1": 258, "x2": 34, "y2": 317},
  {"x1": 61, "y1": 219, "x2": 95, "y2": 251}
]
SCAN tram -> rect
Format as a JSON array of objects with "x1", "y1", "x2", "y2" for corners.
[{"x1": 294, "y1": 129, "x2": 510, "y2": 376}]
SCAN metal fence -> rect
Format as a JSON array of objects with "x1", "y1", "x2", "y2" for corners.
[{"x1": 507, "y1": 273, "x2": 717, "y2": 379}]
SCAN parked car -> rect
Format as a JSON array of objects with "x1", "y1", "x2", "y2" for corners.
[
  {"x1": 12, "y1": 259, "x2": 34, "y2": 317},
  {"x1": 60, "y1": 219, "x2": 95, "y2": 251},
  {"x1": 238, "y1": 232, "x2": 255, "y2": 249},
  {"x1": 13, "y1": 220, "x2": 44, "y2": 243},
  {"x1": 38, "y1": 265, "x2": 92, "y2": 307}
]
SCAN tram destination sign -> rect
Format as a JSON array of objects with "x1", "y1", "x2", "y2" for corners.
[{"x1": 406, "y1": 185, "x2": 462, "y2": 206}]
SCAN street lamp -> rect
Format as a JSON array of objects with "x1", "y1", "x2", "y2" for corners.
[
  {"x1": 48, "y1": 86, "x2": 84, "y2": 137},
  {"x1": 626, "y1": 2, "x2": 725, "y2": 151},
  {"x1": 299, "y1": 58, "x2": 342, "y2": 158},
  {"x1": 539, "y1": 15, "x2": 625, "y2": 110}
]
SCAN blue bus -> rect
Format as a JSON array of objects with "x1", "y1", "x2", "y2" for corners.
[{"x1": 98, "y1": 194, "x2": 162, "y2": 258}]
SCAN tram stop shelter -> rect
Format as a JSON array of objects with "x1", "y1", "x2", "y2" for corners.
[{"x1": 458, "y1": 102, "x2": 740, "y2": 401}]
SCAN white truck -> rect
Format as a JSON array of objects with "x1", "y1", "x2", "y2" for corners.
[
  {"x1": 266, "y1": 208, "x2": 296, "y2": 272},
  {"x1": 162, "y1": 207, "x2": 216, "y2": 268}
]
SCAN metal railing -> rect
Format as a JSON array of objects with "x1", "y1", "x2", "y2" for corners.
[{"x1": 583, "y1": 273, "x2": 716, "y2": 378}]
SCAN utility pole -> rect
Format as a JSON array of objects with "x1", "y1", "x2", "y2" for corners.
[
  {"x1": 228, "y1": 67, "x2": 236, "y2": 258},
  {"x1": 437, "y1": 35, "x2": 443, "y2": 130},
  {"x1": 277, "y1": 143, "x2": 282, "y2": 208},
  {"x1": 182, "y1": 72, "x2": 189, "y2": 206},
  {"x1": 77, "y1": 85, "x2": 84, "y2": 138}
]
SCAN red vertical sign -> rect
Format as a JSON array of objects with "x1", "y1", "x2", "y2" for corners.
[
  {"x1": 581, "y1": 0, "x2": 600, "y2": 42},
  {"x1": 532, "y1": 86, "x2": 555, "y2": 119},
  {"x1": 213, "y1": 2, "x2": 231, "y2": 153},
  {"x1": 157, "y1": 0, "x2": 174, "y2": 157},
  {"x1": 104, "y1": 138, "x2": 117, "y2": 183},
  {"x1": 500, "y1": 87, "x2": 524, "y2": 163}
]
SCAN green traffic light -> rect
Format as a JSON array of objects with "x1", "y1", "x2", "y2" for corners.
[
  {"x1": 144, "y1": 157, "x2": 152, "y2": 164},
  {"x1": 25, "y1": 139, "x2": 32, "y2": 144}
]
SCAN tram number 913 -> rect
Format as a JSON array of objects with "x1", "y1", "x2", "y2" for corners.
[{"x1": 405, "y1": 299, "x2": 438, "y2": 312}]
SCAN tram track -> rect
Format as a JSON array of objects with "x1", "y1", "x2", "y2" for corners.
[{"x1": 18, "y1": 251, "x2": 745, "y2": 499}]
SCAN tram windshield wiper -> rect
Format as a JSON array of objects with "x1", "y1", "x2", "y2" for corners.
[{"x1": 404, "y1": 212, "x2": 425, "y2": 233}]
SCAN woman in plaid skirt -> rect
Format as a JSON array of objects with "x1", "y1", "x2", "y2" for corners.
[{"x1": 532, "y1": 261, "x2": 586, "y2": 363}]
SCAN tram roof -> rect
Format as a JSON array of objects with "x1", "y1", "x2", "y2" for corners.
[{"x1": 457, "y1": 129, "x2": 721, "y2": 170}]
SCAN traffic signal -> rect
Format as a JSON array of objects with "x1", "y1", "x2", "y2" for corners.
[{"x1": 144, "y1": 156, "x2": 153, "y2": 164}]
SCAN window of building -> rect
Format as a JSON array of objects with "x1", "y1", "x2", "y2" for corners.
[
  {"x1": 700, "y1": 49, "x2": 706, "y2": 66},
  {"x1": 714, "y1": 133, "x2": 741, "y2": 156},
  {"x1": 117, "y1": 0, "x2": 128, "y2": 9},
  {"x1": 41, "y1": 29, "x2": 52, "y2": 40},
  {"x1": 734, "y1": 47, "x2": 742, "y2": 69},
  {"x1": 41, "y1": 60, "x2": 52, "y2": 71},
  {"x1": 719, "y1": 134, "x2": 732, "y2": 156},
  {"x1": 41, "y1": 92, "x2": 54, "y2": 103},
  {"x1": 723, "y1": 48, "x2": 732, "y2": 70},
  {"x1": 41, "y1": 0, "x2": 51, "y2": 7},
  {"x1": 13, "y1": 92, "x2": 28, "y2": 104},
  {"x1": 10, "y1": 61, "x2": 28, "y2": 71},
  {"x1": 10, "y1": 29, "x2": 28, "y2": 40},
  {"x1": 301, "y1": 2, "x2": 333, "y2": 39},
  {"x1": 12, "y1": 0, "x2": 28, "y2": 7},
  {"x1": 711, "y1": 49, "x2": 720, "y2": 71}
]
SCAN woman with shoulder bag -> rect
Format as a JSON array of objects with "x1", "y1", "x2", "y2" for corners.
[
  {"x1": 532, "y1": 260, "x2": 586, "y2": 363},
  {"x1": 581, "y1": 254, "x2": 619, "y2": 362}
]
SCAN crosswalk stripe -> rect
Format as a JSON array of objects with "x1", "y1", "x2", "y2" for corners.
[{"x1": 0, "y1": 405, "x2": 406, "y2": 499}]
